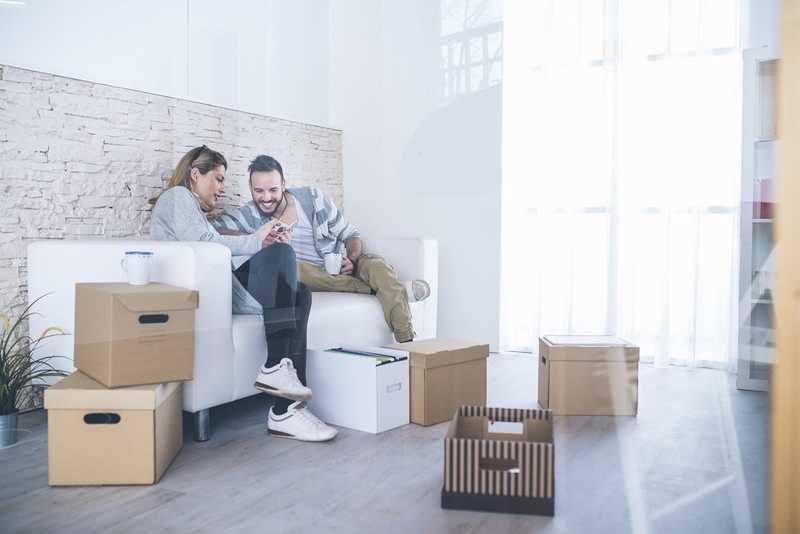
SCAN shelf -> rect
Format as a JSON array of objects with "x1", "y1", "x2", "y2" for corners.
[{"x1": 738, "y1": 49, "x2": 778, "y2": 392}]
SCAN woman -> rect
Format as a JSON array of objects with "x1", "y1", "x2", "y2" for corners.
[{"x1": 150, "y1": 145, "x2": 336, "y2": 442}]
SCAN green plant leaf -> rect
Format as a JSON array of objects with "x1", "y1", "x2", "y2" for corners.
[{"x1": 0, "y1": 294, "x2": 67, "y2": 414}]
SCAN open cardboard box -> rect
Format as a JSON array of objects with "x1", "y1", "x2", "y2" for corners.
[{"x1": 441, "y1": 406, "x2": 555, "y2": 516}]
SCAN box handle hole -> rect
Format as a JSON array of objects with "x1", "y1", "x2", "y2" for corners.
[
  {"x1": 488, "y1": 420, "x2": 523, "y2": 434},
  {"x1": 479, "y1": 457, "x2": 521, "y2": 474},
  {"x1": 385, "y1": 382, "x2": 402, "y2": 394},
  {"x1": 541, "y1": 355, "x2": 546, "y2": 365},
  {"x1": 83, "y1": 413, "x2": 121, "y2": 425},
  {"x1": 139, "y1": 313, "x2": 169, "y2": 324}
]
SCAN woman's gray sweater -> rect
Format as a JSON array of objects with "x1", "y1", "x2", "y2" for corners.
[
  {"x1": 150, "y1": 186, "x2": 262, "y2": 254},
  {"x1": 150, "y1": 185, "x2": 263, "y2": 314}
]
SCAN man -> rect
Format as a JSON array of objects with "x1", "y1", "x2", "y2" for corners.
[{"x1": 215, "y1": 155, "x2": 430, "y2": 343}]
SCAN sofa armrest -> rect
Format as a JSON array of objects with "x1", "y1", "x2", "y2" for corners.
[
  {"x1": 363, "y1": 238, "x2": 438, "y2": 339},
  {"x1": 27, "y1": 240, "x2": 235, "y2": 412}
]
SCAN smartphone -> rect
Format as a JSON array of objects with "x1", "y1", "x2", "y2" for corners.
[{"x1": 275, "y1": 221, "x2": 295, "y2": 233}]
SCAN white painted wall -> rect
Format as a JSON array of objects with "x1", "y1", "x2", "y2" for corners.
[
  {"x1": 9, "y1": 0, "x2": 773, "y2": 355},
  {"x1": 0, "y1": 0, "x2": 330, "y2": 126},
  {"x1": 325, "y1": 0, "x2": 777, "y2": 354},
  {"x1": 0, "y1": 1, "x2": 188, "y2": 98},
  {"x1": 330, "y1": 0, "x2": 504, "y2": 350}
]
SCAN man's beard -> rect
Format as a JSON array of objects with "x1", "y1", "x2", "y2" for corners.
[{"x1": 258, "y1": 190, "x2": 285, "y2": 216}]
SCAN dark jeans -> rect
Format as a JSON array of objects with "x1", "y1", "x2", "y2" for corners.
[{"x1": 234, "y1": 244, "x2": 311, "y2": 412}]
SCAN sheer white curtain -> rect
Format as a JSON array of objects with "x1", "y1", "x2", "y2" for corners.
[{"x1": 501, "y1": 0, "x2": 743, "y2": 369}]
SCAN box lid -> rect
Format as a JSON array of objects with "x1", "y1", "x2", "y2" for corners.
[
  {"x1": 543, "y1": 335, "x2": 630, "y2": 347},
  {"x1": 82, "y1": 283, "x2": 199, "y2": 312},
  {"x1": 44, "y1": 371, "x2": 180, "y2": 410},
  {"x1": 542, "y1": 335, "x2": 639, "y2": 362},
  {"x1": 385, "y1": 338, "x2": 489, "y2": 369}
]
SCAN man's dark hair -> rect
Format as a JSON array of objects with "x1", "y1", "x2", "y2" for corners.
[{"x1": 248, "y1": 155, "x2": 284, "y2": 183}]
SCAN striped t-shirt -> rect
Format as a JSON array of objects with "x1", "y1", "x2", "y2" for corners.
[{"x1": 291, "y1": 202, "x2": 324, "y2": 267}]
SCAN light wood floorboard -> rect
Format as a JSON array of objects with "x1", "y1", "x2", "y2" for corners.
[{"x1": 0, "y1": 354, "x2": 767, "y2": 533}]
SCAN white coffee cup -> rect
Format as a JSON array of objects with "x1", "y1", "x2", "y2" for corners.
[
  {"x1": 121, "y1": 251, "x2": 153, "y2": 285},
  {"x1": 324, "y1": 252, "x2": 342, "y2": 275}
]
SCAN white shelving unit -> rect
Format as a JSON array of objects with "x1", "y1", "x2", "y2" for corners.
[{"x1": 737, "y1": 47, "x2": 778, "y2": 392}]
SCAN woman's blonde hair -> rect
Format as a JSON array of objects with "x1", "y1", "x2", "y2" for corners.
[{"x1": 149, "y1": 145, "x2": 228, "y2": 206}]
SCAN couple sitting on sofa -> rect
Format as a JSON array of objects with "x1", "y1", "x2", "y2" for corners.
[{"x1": 149, "y1": 146, "x2": 430, "y2": 443}]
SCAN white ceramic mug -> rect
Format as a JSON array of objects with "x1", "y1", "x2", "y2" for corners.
[
  {"x1": 324, "y1": 252, "x2": 342, "y2": 275},
  {"x1": 121, "y1": 251, "x2": 153, "y2": 285}
]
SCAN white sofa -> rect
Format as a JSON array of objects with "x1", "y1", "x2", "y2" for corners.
[{"x1": 27, "y1": 238, "x2": 437, "y2": 440}]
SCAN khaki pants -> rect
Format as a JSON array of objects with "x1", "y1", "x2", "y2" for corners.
[{"x1": 298, "y1": 254, "x2": 413, "y2": 342}]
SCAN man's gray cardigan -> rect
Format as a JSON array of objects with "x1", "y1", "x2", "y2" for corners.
[{"x1": 213, "y1": 187, "x2": 360, "y2": 257}]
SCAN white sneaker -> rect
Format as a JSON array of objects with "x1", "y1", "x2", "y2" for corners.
[
  {"x1": 403, "y1": 279, "x2": 431, "y2": 302},
  {"x1": 268, "y1": 401, "x2": 338, "y2": 442},
  {"x1": 254, "y1": 358, "x2": 312, "y2": 401}
]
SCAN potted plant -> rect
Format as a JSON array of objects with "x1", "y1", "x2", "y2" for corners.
[{"x1": 0, "y1": 297, "x2": 67, "y2": 448}]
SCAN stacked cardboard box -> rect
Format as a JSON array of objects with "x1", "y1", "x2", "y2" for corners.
[
  {"x1": 74, "y1": 283, "x2": 197, "y2": 387},
  {"x1": 45, "y1": 282, "x2": 198, "y2": 486},
  {"x1": 45, "y1": 372, "x2": 183, "y2": 486}
]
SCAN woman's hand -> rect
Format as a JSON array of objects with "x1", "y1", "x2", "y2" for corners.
[
  {"x1": 256, "y1": 219, "x2": 280, "y2": 244},
  {"x1": 265, "y1": 227, "x2": 292, "y2": 246},
  {"x1": 273, "y1": 227, "x2": 292, "y2": 244}
]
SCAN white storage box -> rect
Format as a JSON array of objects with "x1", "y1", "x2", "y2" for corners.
[{"x1": 306, "y1": 347, "x2": 410, "y2": 434}]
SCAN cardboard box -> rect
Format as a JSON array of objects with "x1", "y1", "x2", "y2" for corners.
[
  {"x1": 74, "y1": 282, "x2": 198, "y2": 388},
  {"x1": 44, "y1": 371, "x2": 183, "y2": 486},
  {"x1": 385, "y1": 339, "x2": 488, "y2": 426},
  {"x1": 306, "y1": 348, "x2": 409, "y2": 433},
  {"x1": 441, "y1": 406, "x2": 555, "y2": 516},
  {"x1": 538, "y1": 335, "x2": 639, "y2": 416}
]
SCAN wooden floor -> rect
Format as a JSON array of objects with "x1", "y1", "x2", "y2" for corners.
[{"x1": 0, "y1": 354, "x2": 767, "y2": 534}]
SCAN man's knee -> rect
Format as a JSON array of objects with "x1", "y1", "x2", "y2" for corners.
[
  {"x1": 298, "y1": 261, "x2": 321, "y2": 278},
  {"x1": 271, "y1": 243, "x2": 296, "y2": 262},
  {"x1": 252, "y1": 243, "x2": 296, "y2": 267},
  {"x1": 297, "y1": 282, "x2": 312, "y2": 305},
  {"x1": 358, "y1": 254, "x2": 390, "y2": 273}
]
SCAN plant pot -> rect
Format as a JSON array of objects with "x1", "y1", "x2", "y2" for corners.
[{"x1": 0, "y1": 411, "x2": 19, "y2": 448}]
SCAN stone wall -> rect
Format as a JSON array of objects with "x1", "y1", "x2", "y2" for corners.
[{"x1": 0, "y1": 64, "x2": 343, "y2": 314}]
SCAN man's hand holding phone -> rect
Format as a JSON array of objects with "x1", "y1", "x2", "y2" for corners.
[{"x1": 270, "y1": 220, "x2": 295, "y2": 245}]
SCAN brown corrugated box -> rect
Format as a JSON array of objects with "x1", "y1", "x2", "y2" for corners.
[
  {"x1": 441, "y1": 406, "x2": 555, "y2": 516},
  {"x1": 385, "y1": 338, "x2": 488, "y2": 426},
  {"x1": 74, "y1": 282, "x2": 198, "y2": 388},
  {"x1": 44, "y1": 371, "x2": 183, "y2": 486},
  {"x1": 538, "y1": 335, "x2": 639, "y2": 416}
]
